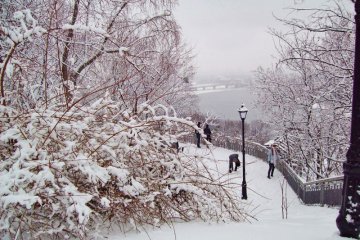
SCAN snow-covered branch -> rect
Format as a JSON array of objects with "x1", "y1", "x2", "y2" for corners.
[{"x1": 0, "y1": 94, "x2": 245, "y2": 239}]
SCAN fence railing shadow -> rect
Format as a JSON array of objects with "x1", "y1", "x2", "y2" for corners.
[{"x1": 182, "y1": 134, "x2": 343, "y2": 206}]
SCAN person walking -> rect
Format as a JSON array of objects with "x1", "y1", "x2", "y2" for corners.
[
  {"x1": 195, "y1": 122, "x2": 201, "y2": 148},
  {"x1": 203, "y1": 124, "x2": 212, "y2": 143},
  {"x1": 267, "y1": 144, "x2": 278, "y2": 179},
  {"x1": 229, "y1": 153, "x2": 240, "y2": 173}
]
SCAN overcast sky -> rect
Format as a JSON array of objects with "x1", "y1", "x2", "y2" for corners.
[{"x1": 174, "y1": 0, "x2": 353, "y2": 79}]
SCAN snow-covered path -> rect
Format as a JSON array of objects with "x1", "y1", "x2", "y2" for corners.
[{"x1": 107, "y1": 144, "x2": 347, "y2": 240}]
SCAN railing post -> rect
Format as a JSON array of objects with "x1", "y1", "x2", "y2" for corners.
[
  {"x1": 302, "y1": 183, "x2": 306, "y2": 204},
  {"x1": 320, "y1": 182, "x2": 325, "y2": 207}
]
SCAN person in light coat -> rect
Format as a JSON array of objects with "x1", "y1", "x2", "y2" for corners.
[{"x1": 267, "y1": 144, "x2": 278, "y2": 179}]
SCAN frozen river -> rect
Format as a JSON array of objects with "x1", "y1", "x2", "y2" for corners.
[{"x1": 197, "y1": 87, "x2": 262, "y2": 122}]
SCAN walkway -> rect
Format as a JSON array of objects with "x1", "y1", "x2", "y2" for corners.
[{"x1": 106, "y1": 144, "x2": 343, "y2": 240}]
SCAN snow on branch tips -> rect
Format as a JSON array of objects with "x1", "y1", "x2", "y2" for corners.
[
  {"x1": 0, "y1": 9, "x2": 46, "y2": 103},
  {"x1": 119, "y1": 47, "x2": 129, "y2": 56},
  {"x1": 62, "y1": 24, "x2": 110, "y2": 37},
  {"x1": 1, "y1": 9, "x2": 46, "y2": 45}
]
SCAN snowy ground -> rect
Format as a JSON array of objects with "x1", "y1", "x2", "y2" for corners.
[{"x1": 106, "y1": 144, "x2": 348, "y2": 240}]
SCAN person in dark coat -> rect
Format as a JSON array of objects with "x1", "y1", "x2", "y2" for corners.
[
  {"x1": 203, "y1": 124, "x2": 212, "y2": 142},
  {"x1": 195, "y1": 122, "x2": 201, "y2": 148},
  {"x1": 229, "y1": 153, "x2": 240, "y2": 173}
]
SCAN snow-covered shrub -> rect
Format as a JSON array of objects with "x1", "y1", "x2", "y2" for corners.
[{"x1": 0, "y1": 94, "x2": 246, "y2": 239}]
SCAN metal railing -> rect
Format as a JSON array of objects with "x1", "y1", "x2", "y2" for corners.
[
  {"x1": 276, "y1": 161, "x2": 343, "y2": 206},
  {"x1": 182, "y1": 134, "x2": 343, "y2": 206}
]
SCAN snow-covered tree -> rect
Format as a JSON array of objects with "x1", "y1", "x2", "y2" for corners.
[
  {"x1": 0, "y1": 0, "x2": 197, "y2": 112},
  {"x1": 254, "y1": 0, "x2": 352, "y2": 180},
  {"x1": 0, "y1": 1, "x2": 248, "y2": 239}
]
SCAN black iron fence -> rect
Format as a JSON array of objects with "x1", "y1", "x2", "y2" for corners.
[
  {"x1": 182, "y1": 134, "x2": 343, "y2": 206},
  {"x1": 182, "y1": 135, "x2": 267, "y2": 160},
  {"x1": 276, "y1": 161, "x2": 343, "y2": 206}
]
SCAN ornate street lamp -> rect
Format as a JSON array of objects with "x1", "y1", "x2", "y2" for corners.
[
  {"x1": 238, "y1": 104, "x2": 248, "y2": 200},
  {"x1": 336, "y1": 1, "x2": 360, "y2": 238}
]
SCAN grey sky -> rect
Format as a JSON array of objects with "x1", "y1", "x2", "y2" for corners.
[{"x1": 174, "y1": 0, "x2": 353, "y2": 79}]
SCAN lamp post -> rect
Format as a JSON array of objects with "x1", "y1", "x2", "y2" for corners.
[
  {"x1": 238, "y1": 104, "x2": 248, "y2": 200},
  {"x1": 336, "y1": 1, "x2": 360, "y2": 238}
]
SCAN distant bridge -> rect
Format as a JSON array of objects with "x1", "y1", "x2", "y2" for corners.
[{"x1": 192, "y1": 80, "x2": 248, "y2": 91}]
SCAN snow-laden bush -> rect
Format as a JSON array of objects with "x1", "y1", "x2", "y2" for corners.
[{"x1": 0, "y1": 94, "x2": 247, "y2": 239}]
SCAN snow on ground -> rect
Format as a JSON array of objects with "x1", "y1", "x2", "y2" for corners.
[{"x1": 106, "y1": 144, "x2": 348, "y2": 240}]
